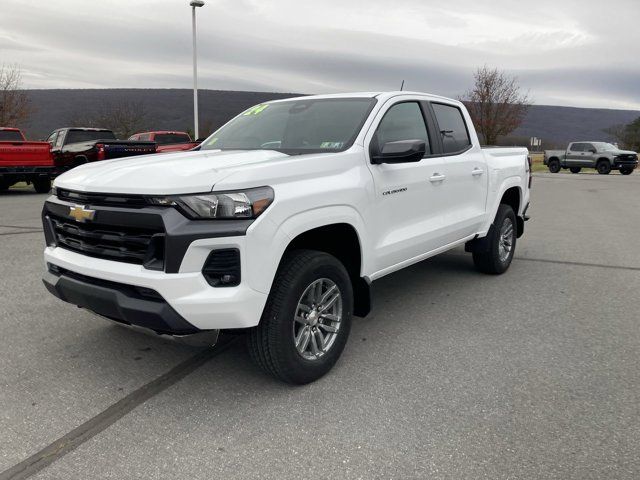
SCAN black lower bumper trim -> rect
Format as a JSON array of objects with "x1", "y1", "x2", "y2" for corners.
[{"x1": 43, "y1": 267, "x2": 200, "y2": 335}]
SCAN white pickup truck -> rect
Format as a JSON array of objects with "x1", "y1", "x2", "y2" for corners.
[{"x1": 42, "y1": 92, "x2": 531, "y2": 384}]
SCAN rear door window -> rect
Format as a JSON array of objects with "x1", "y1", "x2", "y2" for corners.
[
  {"x1": 569, "y1": 143, "x2": 584, "y2": 152},
  {"x1": 431, "y1": 103, "x2": 471, "y2": 154}
]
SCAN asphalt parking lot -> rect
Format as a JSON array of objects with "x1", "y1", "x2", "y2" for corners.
[{"x1": 1, "y1": 172, "x2": 639, "y2": 480}]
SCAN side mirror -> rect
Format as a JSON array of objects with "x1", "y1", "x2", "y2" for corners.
[
  {"x1": 589, "y1": 149, "x2": 597, "y2": 153},
  {"x1": 371, "y1": 139, "x2": 426, "y2": 164}
]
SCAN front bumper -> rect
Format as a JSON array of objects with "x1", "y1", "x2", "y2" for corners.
[
  {"x1": 43, "y1": 265, "x2": 199, "y2": 335},
  {"x1": 43, "y1": 245, "x2": 269, "y2": 330},
  {"x1": 42, "y1": 193, "x2": 270, "y2": 331},
  {"x1": 613, "y1": 159, "x2": 638, "y2": 170}
]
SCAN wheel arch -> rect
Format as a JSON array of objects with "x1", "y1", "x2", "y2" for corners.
[
  {"x1": 480, "y1": 180, "x2": 523, "y2": 237},
  {"x1": 266, "y1": 206, "x2": 371, "y2": 317},
  {"x1": 280, "y1": 222, "x2": 371, "y2": 318}
]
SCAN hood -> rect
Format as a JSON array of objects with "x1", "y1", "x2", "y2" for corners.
[
  {"x1": 612, "y1": 149, "x2": 638, "y2": 156},
  {"x1": 54, "y1": 149, "x2": 289, "y2": 194}
]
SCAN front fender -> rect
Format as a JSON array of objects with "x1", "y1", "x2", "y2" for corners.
[{"x1": 244, "y1": 205, "x2": 370, "y2": 295}]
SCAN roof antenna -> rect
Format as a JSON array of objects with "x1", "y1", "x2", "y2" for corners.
[{"x1": 400, "y1": 80, "x2": 405, "y2": 91}]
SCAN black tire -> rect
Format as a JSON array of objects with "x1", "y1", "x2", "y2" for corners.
[
  {"x1": 596, "y1": 160, "x2": 611, "y2": 175},
  {"x1": 247, "y1": 249, "x2": 353, "y2": 384},
  {"x1": 548, "y1": 159, "x2": 561, "y2": 173},
  {"x1": 569, "y1": 167, "x2": 581, "y2": 174},
  {"x1": 472, "y1": 204, "x2": 517, "y2": 275},
  {"x1": 33, "y1": 177, "x2": 51, "y2": 193},
  {"x1": 620, "y1": 168, "x2": 634, "y2": 175}
]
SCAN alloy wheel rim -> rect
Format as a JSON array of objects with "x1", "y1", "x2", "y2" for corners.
[
  {"x1": 498, "y1": 218, "x2": 514, "y2": 263},
  {"x1": 293, "y1": 278, "x2": 342, "y2": 360}
]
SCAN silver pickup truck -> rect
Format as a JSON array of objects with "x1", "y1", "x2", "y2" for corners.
[{"x1": 544, "y1": 142, "x2": 638, "y2": 175}]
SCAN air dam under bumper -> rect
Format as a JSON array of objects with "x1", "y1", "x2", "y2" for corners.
[
  {"x1": 43, "y1": 246, "x2": 269, "y2": 330},
  {"x1": 43, "y1": 266, "x2": 199, "y2": 335}
]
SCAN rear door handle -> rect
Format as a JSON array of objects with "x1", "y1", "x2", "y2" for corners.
[
  {"x1": 429, "y1": 174, "x2": 446, "y2": 183},
  {"x1": 472, "y1": 168, "x2": 484, "y2": 176}
]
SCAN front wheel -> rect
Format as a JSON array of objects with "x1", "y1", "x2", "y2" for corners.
[
  {"x1": 596, "y1": 160, "x2": 611, "y2": 175},
  {"x1": 620, "y1": 168, "x2": 634, "y2": 175},
  {"x1": 569, "y1": 167, "x2": 581, "y2": 174},
  {"x1": 473, "y1": 204, "x2": 517, "y2": 275},
  {"x1": 248, "y1": 249, "x2": 353, "y2": 384}
]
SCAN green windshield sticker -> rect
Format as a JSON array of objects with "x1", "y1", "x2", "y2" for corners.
[
  {"x1": 242, "y1": 104, "x2": 269, "y2": 116},
  {"x1": 209, "y1": 137, "x2": 218, "y2": 145},
  {"x1": 320, "y1": 141, "x2": 344, "y2": 149}
]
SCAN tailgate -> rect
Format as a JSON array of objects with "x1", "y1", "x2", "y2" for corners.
[
  {"x1": 103, "y1": 142, "x2": 157, "y2": 159},
  {"x1": 0, "y1": 142, "x2": 54, "y2": 167}
]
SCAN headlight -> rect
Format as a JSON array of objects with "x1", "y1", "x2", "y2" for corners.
[{"x1": 149, "y1": 186, "x2": 274, "y2": 219}]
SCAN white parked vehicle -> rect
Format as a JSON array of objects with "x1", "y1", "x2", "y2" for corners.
[{"x1": 42, "y1": 92, "x2": 531, "y2": 384}]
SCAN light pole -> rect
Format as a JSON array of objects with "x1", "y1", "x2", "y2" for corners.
[{"x1": 190, "y1": 0, "x2": 204, "y2": 140}]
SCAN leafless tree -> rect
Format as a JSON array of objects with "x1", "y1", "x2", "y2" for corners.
[
  {"x1": 0, "y1": 64, "x2": 33, "y2": 126},
  {"x1": 67, "y1": 100, "x2": 149, "y2": 138},
  {"x1": 461, "y1": 66, "x2": 530, "y2": 145},
  {"x1": 604, "y1": 119, "x2": 640, "y2": 151}
]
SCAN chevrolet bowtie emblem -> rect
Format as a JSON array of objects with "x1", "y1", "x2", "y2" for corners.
[{"x1": 68, "y1": 205, "x2": 95, "y2": 223}]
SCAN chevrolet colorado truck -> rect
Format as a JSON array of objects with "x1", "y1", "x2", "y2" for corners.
[
  {"x1": 46, "y1": 127, "x2": 157, "y2": 170},
  {"x1": 128, "y1": 131, "x2": 200, "y2": 153},
  {"x1": 42, "y1": 92, "x2": 531, "y2": 384},
  {"x1": 544, "y1": 142, "x2": 638, "y2": 175},
  {"x1": 0, "y1": 127, "x2": 55, "y2": 193}
]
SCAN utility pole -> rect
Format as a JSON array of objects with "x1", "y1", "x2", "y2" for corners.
[{"x1": 190, "y1": 0, "x2": 205, "y2": 139}]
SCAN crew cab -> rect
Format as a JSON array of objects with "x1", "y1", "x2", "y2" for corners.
[
  {"x1": 42, "y1": 92, "x2": 531, "y2": 384},
  {"x1": 128, "y1": 131, "x2": 199, "y2": 153},
  {"x1": 0, "y1": 127, "x2": 55, "y2": 193},
  {"x1": 46, "y1": 128, "x2": 157, "y2": 170},
  {"x1": 544, "y1": 142, "x2": 638, "y2": 175}
]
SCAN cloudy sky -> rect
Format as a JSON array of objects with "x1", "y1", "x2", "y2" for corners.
[{"x1": 2, "y1": 0, "x2": 639, "y2": 109}]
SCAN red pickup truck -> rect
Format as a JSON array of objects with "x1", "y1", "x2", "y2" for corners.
[
  {"x1": 128, "y1": 131, "x2": 199, "y2": 152},
  {"x1": 0, "y1": 127, "x2": 55, "y2": 193}
]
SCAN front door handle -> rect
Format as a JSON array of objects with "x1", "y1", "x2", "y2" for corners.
[
  {"x1": 472, "y1": 168, "x2": 484, "y2": 176},
  {"x1": 429, "y1": 173, "x2": 446, "y2": 183}
]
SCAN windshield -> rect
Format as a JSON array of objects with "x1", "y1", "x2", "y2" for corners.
[
  {"x1": 593, "y1": 142, "x2": 618, "y2": 151},
  {"x1": 200, "y1": 98, "x2": 377, "y2": 154},
  {"x1": 66, "y1": 130, "x2": 117, "y2": 144},
  {"x1": 155, "y1": 133, "x2": 191, "y2": 145},
  {"x1": 0, "y1": 130, "x2": 24, "y2": 141}
]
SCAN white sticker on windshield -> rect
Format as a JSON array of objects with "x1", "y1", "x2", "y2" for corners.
[{"x1": 320, "y1": 142, "x2": 344, "y2": 149}]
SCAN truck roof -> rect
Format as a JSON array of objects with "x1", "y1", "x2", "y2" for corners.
[
  {"x1": 61, "y1": 127, "x2": 113, "y2": 131},
  {"x1": 0, "y1": 127, "x2": 22, "y2": 131},
  {"x1": 266, "y1": 91, "x2": 460, "y2": 104},
  {"x1": 135, "y1": 131, "x2": 190, "y2": 135}
]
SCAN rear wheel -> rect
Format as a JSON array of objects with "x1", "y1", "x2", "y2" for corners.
[
  {"x1": 248, "y1": 249, "x2": 353, "y2": 384},
  {"x1": 596, "y1": 160, "x2": 611, "y2": 175},
  {"x1": 32, "y1": 177, "x2": 51, "y2": 193},
  {"x1": 472, "y1": 204, "x2": 517, "y2": 275},
  {"x1": 548, "y1": 159, "x2": 561, "y2": 173},
  {"x1": 569, "y1": 167, "x2": 581, "y2": 174},
  {"x1": 620, "y1": 168, "x2": 634, "y2": 175}
]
